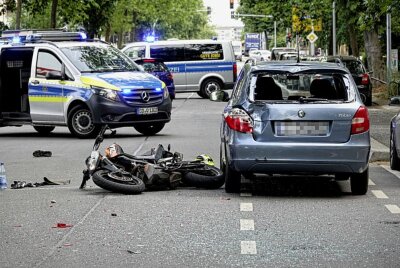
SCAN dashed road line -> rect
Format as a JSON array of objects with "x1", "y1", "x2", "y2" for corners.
[
  {"x1": 241, "y1": 241, "x2": 257, "y2": 254},
  {"x1": 240, "y1": 203, "x2": 253, "y2": 211},
  {"x1": 240, "y1": 192, "x2": 252, "y2": 197},
  {"x1": 371, "y1": 190, "x2": 389, "y2": 199},
  {"x1": 368, "y1": 179, "x2": 376, "y2": 185},
  {"x1": 385, "y1": 204, "x2": 400, "y2": 214},
  {"x1": 240, "y1": 219, "x2": 255, "y2": 231}
]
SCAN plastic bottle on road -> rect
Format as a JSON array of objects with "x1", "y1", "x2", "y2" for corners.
[{"x1": 0, "y1": 162, "x2": 8, "y2": 190}]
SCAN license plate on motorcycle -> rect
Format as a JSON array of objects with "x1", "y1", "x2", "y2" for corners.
[{"x1": 137, "y1": 107, "x2": 158, "y2": 115}]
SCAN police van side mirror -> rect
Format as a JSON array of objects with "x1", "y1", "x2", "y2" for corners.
[
  {"x1": 46, "y1": 70, "x2": 63, "y2": 80},
  {"x1": 210, "y1": 90, "x2": 230, "y2": 102}
]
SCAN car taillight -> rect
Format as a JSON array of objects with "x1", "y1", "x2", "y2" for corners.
[
  {"x1": 351, "y1": 106, "x2": 370, "y2": 134},
  {"x1": 225, "y1": 108, "x2": 253, "y2": 133},
  {"x1": 361, "y1": 73, "x2": 370, "y2": 85},
  {"x1": 233, "y1": 62, "x2": 237, "y2": 82}
]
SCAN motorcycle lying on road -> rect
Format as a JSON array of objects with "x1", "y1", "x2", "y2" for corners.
[
  {"x1": 81, "y1": 125, "x2": 225, "y2": 193},
  {"x1": 81, "y1": 126, "x2": 145, "y2": 194}
]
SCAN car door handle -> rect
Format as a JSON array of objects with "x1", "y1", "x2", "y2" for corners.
[{"x1": 31, "y1": 80, "x2": 40, "y2": 85}]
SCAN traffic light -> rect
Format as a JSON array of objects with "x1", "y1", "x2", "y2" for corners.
[
  {"x1": 231, "y1": 11, "x2": 235, "y2": 19},
  {"x1": 207, "y1": 6, "x2": 211, "y2": 15},
  {"x1": 230, "y1": 0, "x2": 234, "y2": 9}
]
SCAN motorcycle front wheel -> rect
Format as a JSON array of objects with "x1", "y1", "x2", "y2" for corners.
[
  {"x1": 92, "y1": 169, "x2": 145, "y2": 194},
  {"x1": 182, "y1": 166, "x2": 225, "y2": 189}
]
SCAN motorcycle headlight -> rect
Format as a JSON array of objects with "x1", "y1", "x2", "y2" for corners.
[{"x1": 91, "y1": 86, "x2": 120, "y2": 102}]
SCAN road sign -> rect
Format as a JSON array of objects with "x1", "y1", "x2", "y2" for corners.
[{"x1": 306, "y1": 32, "x2": 318, "y2": 43}]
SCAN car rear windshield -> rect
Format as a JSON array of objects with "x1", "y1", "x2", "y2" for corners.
[
  {"x1": 342, "y1": 60, "x2": 365, "y2": 75},
  {"x1": 137, "y1": 61, "x2": 168, "y2": 72},
  {"x1": 248, "y1": 72, "x2": 355, "y2": 103}
]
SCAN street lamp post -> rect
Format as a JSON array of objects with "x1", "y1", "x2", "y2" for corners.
[{"x1": 332, "y1": 1, "x2": 336, "y2": 56}]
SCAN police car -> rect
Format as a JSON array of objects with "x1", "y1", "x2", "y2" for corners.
[{"x1": 0, "y1": 30, "x2": 172, "y2": 138}]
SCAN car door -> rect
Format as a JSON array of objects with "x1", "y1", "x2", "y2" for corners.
[{"x1": 29, "y1": 49, "x2": 65, "y2": 123}]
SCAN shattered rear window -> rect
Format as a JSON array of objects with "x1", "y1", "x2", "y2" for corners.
[{"x1": 248, "y1": 72, "x2": 355, "y2": 103}]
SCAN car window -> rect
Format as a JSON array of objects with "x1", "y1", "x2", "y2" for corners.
[
  {"x1": 249, "y1": 73, "x2": 353, "y2": 102},
  {"x1": 150, "y1": 45, "x2": 185, "y2": 62},
  {"x1": 36, "y1": 50, "x2": 73, "y2": 80},
  {"x1": 185, "y1": 44, "x2": 224, "y2": 61},
  {"x1": 124, "y1": 46, "x2": 146, "y2": 58},
  {"x1": 141, "y1": 62, "x2": 168, "y2": 72},
  {"x1": 343, "y1": 60, "x2": 365, "y2": 75}
]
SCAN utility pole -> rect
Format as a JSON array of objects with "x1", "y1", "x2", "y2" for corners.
[
  {"x1": 387, "y1": 11, "x2": 392, "y2": 84},
  {"x1": 332, "y1": 1, "x2": 336, "y2": 56}
]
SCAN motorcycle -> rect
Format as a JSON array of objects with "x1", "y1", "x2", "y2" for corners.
[{"x1": 81, "y1": 126, "x2": 145, "y2": 194}]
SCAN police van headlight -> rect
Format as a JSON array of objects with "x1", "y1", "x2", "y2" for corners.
[
  {"x1": 91, "y1": 86, "x2": 120, "y2": 102},
  {"x1": 163, "y1": 86, "x2": 169, "y2": 99}
]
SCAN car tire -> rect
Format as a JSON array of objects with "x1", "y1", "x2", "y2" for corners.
[
  {"x1": 350, "y1": 167, "x2": 369, "y2": 195},
  {"x1": 33, "y1": 126, "x2": 55, "y2": 135},
  {"x1": 390, "y1": 129, "x2": 400, "y2": 170},
  {"x1": 200, "y1": 78, "x2": 222, "y2": 99},
  {"x1": 222, "y1": 148, "x2": 241, "y2": 193},
  {"x1": 67, "y1": 105, "x2": 100, "y2": 138},
  {"x1": 133, "y1": 122, "x2": 165, "y2": 136}
]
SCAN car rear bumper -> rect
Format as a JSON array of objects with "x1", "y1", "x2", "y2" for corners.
[{"x1": 226, "y1": 132, "x2": 370, "y2": 175}]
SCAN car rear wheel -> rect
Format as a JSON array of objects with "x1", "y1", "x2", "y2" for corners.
[
  {"x1": 390, "y1": 130, "x2": 400, "y2": 170},
  {"x1": 200, "y1": 78, "x2": 222, "y2": 99},
  {"x1": 222, "y1": 149, "x2": 241, "y2": 193},
  {"x1": 133, "y1": 122, "x2": 165, "y2": 136},
  {"x1": 350, "y1": 167, "x2": 369, "y2": 195}
]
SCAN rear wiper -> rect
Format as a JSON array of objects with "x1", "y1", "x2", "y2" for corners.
[{"x1": 298, "y1": 96, "x2": 328, "y2": 103}]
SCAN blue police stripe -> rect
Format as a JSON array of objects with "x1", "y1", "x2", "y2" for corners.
[{"x1": 166, "y1": 62, "x2": 235, "y2": 73}]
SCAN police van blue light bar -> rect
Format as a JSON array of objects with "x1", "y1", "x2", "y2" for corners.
[{"x1": 1, "y1": 30, "x2": 87, "y2": 42}]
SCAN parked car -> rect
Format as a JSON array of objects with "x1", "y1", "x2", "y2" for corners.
[
  {"x1": 133, "y1": 58, "x2": 175, "y2": 100},
  {"x1": 270, "y1": 47, "x2": 297, "y2": 60},
  {"x1": 323, "y1": 56, "x2": 372, "y2": 106},
  {"x1": 390, "y1": 112, "x2": 400, "y2": 170},
  {"x1": 249, "y1": 49, "x2": 271, "y2": 61},
  {"x1": 211, "y1": 61, "x2": 370, "y2": 195}
]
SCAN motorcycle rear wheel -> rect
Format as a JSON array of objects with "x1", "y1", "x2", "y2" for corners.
[
  {"x1": 182, "y1": 166, "x2": 225, "y2": 189},
  {"x1": 92, "y1": 169, "x2": 145, "y2": 194}
]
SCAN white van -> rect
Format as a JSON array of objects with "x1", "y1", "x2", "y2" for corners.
[{"x1": 121, "y1": 40, "x2": 237, "y2": 98}]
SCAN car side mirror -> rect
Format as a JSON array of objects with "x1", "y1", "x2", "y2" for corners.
[
  {"x1": 210, "y1": 90, "x2": 229, "y2": 102},
  {"x1": 46, "y1": 70, "x2": 63, "y2": 80}
]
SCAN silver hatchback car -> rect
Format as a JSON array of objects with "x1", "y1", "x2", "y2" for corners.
[{"x1": 212, "y1": 60, "x2": 370, "y2": 195}]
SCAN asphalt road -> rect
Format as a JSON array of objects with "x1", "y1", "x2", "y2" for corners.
[{"x1": 1, "y1": 93, "x2": 400, "y2": 267}]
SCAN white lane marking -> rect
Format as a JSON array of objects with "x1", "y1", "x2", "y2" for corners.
[
  {"x1": 385, "y1": 204, "x2": 400, "y2": 214},
  {"x1": 240, "y1": 203, "x2": 253, "y2": 212},
  {"x1": 240, "y1": 219, "x2": 255, "y2": 231},
  {"x1": 368, "y1": 179, "x2": 376, "y2": 186},
  {"x1": 371, "y1": 190, "x2": 389, "y2": 199},
  {"x1": 241, "y1": 241, "x2": 257, "y2": 254},
  {"x1": 381, "y1": 165, "x2": 400, "y2": 180},
  {"x1": 240, "y1": 192, "x2": 252, "y2": 197}
]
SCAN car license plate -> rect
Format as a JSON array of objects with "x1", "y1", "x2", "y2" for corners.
[
  {"x1": 137, "y1": 107, "x2": 158, "y2": 115},
  {"x1": 275, "y1": 121, "x2": 329, "y2": 136}
]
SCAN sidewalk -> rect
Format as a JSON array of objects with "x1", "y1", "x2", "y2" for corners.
[{"x1": 370, "y1": 137, "x2": 389, "y2": 162}]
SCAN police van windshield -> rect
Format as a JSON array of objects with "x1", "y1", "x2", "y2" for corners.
[{"x1": 61, "y1": 45, "x2": 140, "y2": 73}]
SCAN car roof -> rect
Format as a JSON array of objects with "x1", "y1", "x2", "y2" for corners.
[
  {"x1": 325, "y1": 55, "x2": 360, "y2": 62},
  {"x1": 248, "y1": 61, "x2": 349, "y2": 74}
]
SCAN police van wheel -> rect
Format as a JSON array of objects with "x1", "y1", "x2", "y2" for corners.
[
  {"x1": 133, "y1": 122, "x2": 165, "y2": 136},
  {"x1": 33, "y1": 126, "x2": 55, "y2": 135},
  {"x1": 68, "y1": 105, "x2": 100, "y2": 139},
  {"x1": 201, "y1": 78, "x2": 222, "y2": 99}
]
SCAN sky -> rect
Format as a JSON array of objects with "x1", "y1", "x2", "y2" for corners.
[{"x1": 202, "y1": 0, "x2": 243, "y2": 27}]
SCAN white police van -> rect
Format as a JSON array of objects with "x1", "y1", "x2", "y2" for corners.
[
  {"x1": 121, "y1": 40, "x2": 237, "y2": 98},
  {"x1": 0, "y1": 30, "x2": 172, "y2": 138}
]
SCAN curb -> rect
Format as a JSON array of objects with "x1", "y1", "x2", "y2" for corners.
[{"x1": 370, "y1": 137, "x2": 389, "y2": 162}]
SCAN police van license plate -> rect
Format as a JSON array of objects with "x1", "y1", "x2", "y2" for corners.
[{"x1": 137, "y1": 107, "x2": 158, "y2": 115}]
